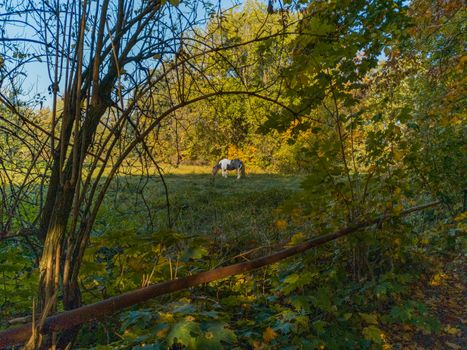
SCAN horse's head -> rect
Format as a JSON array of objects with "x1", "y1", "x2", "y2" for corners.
[{"x1": 211, "y1": 164, "x2": 220, "y2": 177}]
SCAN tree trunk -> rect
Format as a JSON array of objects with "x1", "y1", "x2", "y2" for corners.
[{"x1": 30, "y1": 92, "x2": 111, "y2": 348}]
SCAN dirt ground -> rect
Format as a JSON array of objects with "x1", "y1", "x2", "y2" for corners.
[{"x1": 385, "y1": 255, "x2": 466, "y2": 350}]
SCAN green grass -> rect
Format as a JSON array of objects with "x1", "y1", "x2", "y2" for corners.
[
  {"x1": 98, "y1": 173, "x2": 305, "y2": 253},
  {"x1": 79, "y1": 172, "x2": 307, "y2": 313}
]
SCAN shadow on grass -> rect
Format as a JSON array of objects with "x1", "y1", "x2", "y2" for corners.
[
  {"x1": 100, "y1": 172, "x2": 305, "y2": 242},
  {"x1": 161, "y1": 172, "x2": 304, "y2": 194}
]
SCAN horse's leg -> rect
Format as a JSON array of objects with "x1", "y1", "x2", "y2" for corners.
[
  {"x1": 222, "y1": 167, "x2": 227, "y2": 178},
  {"x1": 237, "y1": 168, "x2": 240, "y2": 179}
]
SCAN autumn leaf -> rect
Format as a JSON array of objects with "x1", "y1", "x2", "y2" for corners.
[
  {"x1": 445, "y1": 341, "x2": 462, "y2": 350},
  {"x1": 263, "y1": 327, "x2": 278, "y2": 343},
  {"x1": 274, "y1": 219, "x2": 288, "y2": 230},
  {"x1": 288, "y1": 232, "x2": 306, "y2": 246},
  {"x1": 393, "y1": 149, "x2": 404, "y2": 161},
  {"x1": 430, "y1": 273, "x2": 447, "y2": 286},
  {"x1": 204, "y1": 331, "x2": 214, "y2": 339},
  {"x1": 156, "y1": 326, "x2": 169, "y2": 338},
  {"x1": 393, "y1": 203, "x2": 404, "y2": 215},
  {"x1": 159, "y1": 312, "x2": 174, "y2": 322},
  {"x1": 444, "y1": 325, "x2": 461, "y2": 336}
]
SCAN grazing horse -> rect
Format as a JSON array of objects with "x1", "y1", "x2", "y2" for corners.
[{"x1": 212, "y1": 158, "x2": 245, "y2": 179}]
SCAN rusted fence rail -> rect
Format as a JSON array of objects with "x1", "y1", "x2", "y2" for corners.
[{"x1": 0, "y1": 201, "x2": 440, "y2": 348}]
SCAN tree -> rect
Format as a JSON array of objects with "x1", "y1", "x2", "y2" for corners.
[
  {"x1": 396, "y1": 0, "x2": 466, "y2": 212},
  {"x1": 0, "y1": 0, "x2": 294, "y2": 347},
  {"x1": 147, "y1": 0, "x2": 297, "y2": 167},
  {"x1": 263, "y1": 0, "x2": 412, "y2": 279}
]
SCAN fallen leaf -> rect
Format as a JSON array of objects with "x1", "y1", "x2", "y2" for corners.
[
  {"x1": 274, "y1": 219, "x2": 287, "y2": 230},
  {"x1": 263, "y1": 327, "x2": 278, "y2": 343},
  {"x1": 205, "y1": 331, "x2": 214, "y2": 339},
  {"x1": 156, "y1": 327, "x2": 169, "y2": 338},
  {"x1": 430, "y1": 273, "x2": 447, "y2": 286},
  {"x1": 444, "y1": 325, "x2": 461, "y2": 336},
  {"x1": 445, "y1": 341, "x2": 462, "y2": 350}
]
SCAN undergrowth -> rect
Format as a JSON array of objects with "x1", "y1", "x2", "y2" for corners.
[
  {"x1": 77, "y1": 174, "x2": 465, "y2": 349},
  {"x1": 1, "y1": 174, "x2": 464, "y2": 349}
]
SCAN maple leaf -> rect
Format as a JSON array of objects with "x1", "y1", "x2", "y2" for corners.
[
  {"x1": 445, "y1": 341, "x2": 462, "y2": 350},
  {"x1": 263, "y1": 327, "x2": 278, "y2": 343},
  {"x1": 444, "y1": 325, "x2": 461, "y2": 336},
  {"x1": 274, "y1": 219, "x2": 287, "y2": 230}
]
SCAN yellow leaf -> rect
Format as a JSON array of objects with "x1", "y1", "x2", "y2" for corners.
[
  {"x1": 159, "y1": 312, "x2": 174, "y2": 322},
  {"x1": 274, "y1": 219, "x2": 287, "y2": 231},
  {"x1": 205, "y1": 331, "x2": 214, "y2": 339},
  {"x1": 253, "y1": 340, "x2": 269, "y2": 350},
  {"x1": 420, "y1": 237, "x2": 429, "y2": 245},
  {"x1": 288, "y1": 232, "x2": 305, "y2": 246},
  {"x1": 362, "y1": 325, "x2": 383, "y2": 343},
  {"x1": 393, "y1": 203, "x2": 404, "y2": 215},
  {"x1": 444, "y1": 325, "x2": 461, "y2": 336},
  {"x1": 454, "y1": 212, "x2": 467, "y2": 221},
  {"x1": 430, "y1": 273, "x2": 447, "y2": 286},
  {"x1": 445, "y1": 341, "x2": 462, "y2": 350},
  {"x1": 291, "y1": 208, "x2": 301, "y2": 218},
  {"x1": 393, "y1": 149, "x2": 403, "y2": 161},
  {"x1": 263, "y1": 327, "x2": 278, "y2": 343}
]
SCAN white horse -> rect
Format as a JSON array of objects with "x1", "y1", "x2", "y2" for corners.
[{"x1": 211, "y1": 158, "x2": 245, "y2": 179}]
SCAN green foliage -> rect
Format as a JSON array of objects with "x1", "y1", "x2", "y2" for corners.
[
  {"x1": 149, "y1": 0, "x2": 297, "y2": 169},
  {"x1": 385, "y1": 300, "x2": 441, "y2": 334},
  {"x1": 0, "y1": 241, "x2": 38, "y2": 322},
  {"x1": 77, "y1": 174, "x2": 302, "y2": 302},
  {"x1": 1, "y1": 1, "x2": 465, "y2": 349},
  {"x1": 1, "y1": 170, "x2": 460, "y2": 349},
  {"x1": 265, "y1": 0, "x2": 410, "y2": 131},
  {"x1": 70, "y1": 171, "x2": 445, "y2": 349}
]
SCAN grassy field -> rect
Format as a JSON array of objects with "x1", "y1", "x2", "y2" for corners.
[
  {"x1": 2, "y1": 167, "x2": 465, "y2": 349},
  {"x1": 0, "y1": 170, "x2": 306, "y2": 330},
  {"x1": 77, "y1": 170, "x2": 308, "y2": 315},
  {"x1": 75, "y1": 171, "x2": 322, "y2": 348},
  {"x1": 98, "y1": 171, "x2": 305, "y2": 255}
]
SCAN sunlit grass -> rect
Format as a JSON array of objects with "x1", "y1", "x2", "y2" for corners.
[{"x1": 160, "y1": 164, "x2": 275, "y2": 175}]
